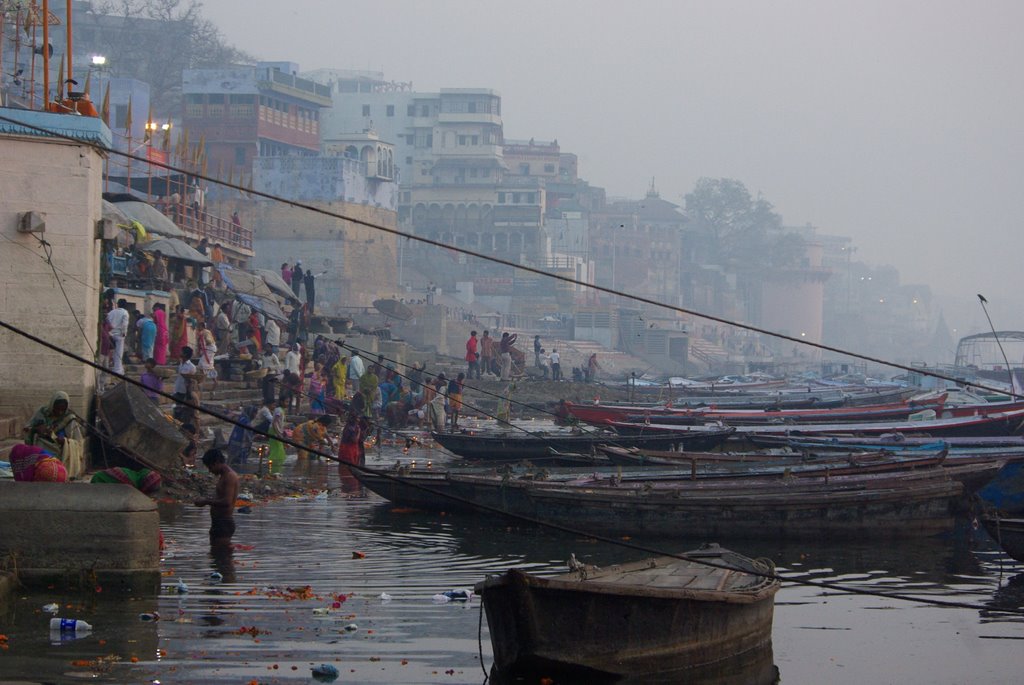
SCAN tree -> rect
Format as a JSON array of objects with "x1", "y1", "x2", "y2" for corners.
[
  {"x1": 683, "y1": 177, "x2": 803, "y2": 270},
  {"x1": 93, "y1": 0, "x2": 252, "y2": 113}
]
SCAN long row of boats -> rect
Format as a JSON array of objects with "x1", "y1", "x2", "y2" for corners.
[
  {"x1": 354, "y1": 385, "x2": 1024, "y2": 682},
  {"x1": 355, "y1": 389, "x2": 1024, "y2": 546}
]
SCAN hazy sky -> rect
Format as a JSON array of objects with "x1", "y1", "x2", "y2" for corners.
[{"x1": 204, "y1": 0, "x2": 1023, "y2": 331}]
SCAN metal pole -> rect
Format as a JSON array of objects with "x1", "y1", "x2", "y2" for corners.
[
  {"x1": 976, "y1": 294, "x2": 1016, "y2": 396},
  {"x1": 42, "y1": 0, "x2": 49, "y2": 108}
]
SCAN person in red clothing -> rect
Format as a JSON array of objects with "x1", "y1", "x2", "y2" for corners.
[
  {"x1": 465, "y1": 330, "x2": 480, "y2": 379},
  {"x1": 337, "y1": 413, "x2": 363, "y2": 466}
]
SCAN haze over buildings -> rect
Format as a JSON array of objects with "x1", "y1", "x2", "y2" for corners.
[{"x1": 203, "y1": 0, "x2": 1024, "y2": 335}]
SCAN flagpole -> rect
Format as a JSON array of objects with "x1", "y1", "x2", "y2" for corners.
[
  {"x1": 976, "y1": 294, "x2": 1016, "y2": 396},
  {"x1": 41, "y1": 0, "x2": 49, "y2": 109}
]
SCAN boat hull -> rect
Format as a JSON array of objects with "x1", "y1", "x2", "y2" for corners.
[
  {"x1": 431, "y1": 428, "x2": 734, "y2": 462},
  {"x1": 356, "y1": 466, "x2": 983, "y2": 539},
  {"x1": 477, "y1": 551, "x2": 779, "y2": 681},
  {"x1": 980, "y1": 517, "x2": 1024, "y2": 562}
]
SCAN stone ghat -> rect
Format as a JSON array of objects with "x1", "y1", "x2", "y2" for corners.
[{"x1": 0, "y1": 482, "x2": 160, "y2": 594}]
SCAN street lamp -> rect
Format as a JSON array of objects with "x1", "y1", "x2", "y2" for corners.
[{"x1": 91, "y1": 55, "x2": 107, "y2": 67}]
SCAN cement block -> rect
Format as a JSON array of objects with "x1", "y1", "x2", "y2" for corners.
[{"x1": 0, "y1": 482, "x2": 159, "y2": 593}]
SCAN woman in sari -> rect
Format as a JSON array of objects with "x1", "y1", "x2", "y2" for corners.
[
  {"x1": 170, "y1": 305, "x2": 189, "y2": 361},
  {"x1": 308, "y1": 361, "x2": 327, "y2": 414},
  {"x1": 248, "y1": 312, "x2": 263, "y2": 353},
  {"x1": 196, "y1": 320, "x2": 218, "y2": 390},
  {"x1": 152, "y1": 303, "x2": 169, "y2": 365},
  {"x1": 337, "y1": 413, "x2": 362, "y2": 466},
  {"x1": 331, "y1": 356, "x2": 348, "y2": 400},
  {"x1": 267, "y1": 401, "x2": 287, "y2": 473},
  {"x1": 23, "y1": 391, "x2": 85, "y2": 477}
]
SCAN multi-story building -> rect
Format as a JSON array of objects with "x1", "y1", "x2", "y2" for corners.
[
  {"x1": 590, "y1": 184, "x2": 686, "y2": 308},
  {"x1": 182, "y1": 62, "x2": 332, "y2": 185},
  {"x1": 311, "y1": 71, "x2": 554, "y2": 273}
]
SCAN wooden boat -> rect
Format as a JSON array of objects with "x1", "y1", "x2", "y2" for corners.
[
  {"x1": 611, "y1": 407, "x2": 1024, "y2": 440},
  {"x1": 980, "y1": 516, "x2": 1024, "y2": 562},
  {"x1": 562, "y1": 394, "x2": 945, "y2": 427},
  {"x1": 476, "y1": 544, "x2": 780, "y2": 682},
  {"x1": 430, "y1": 425, "x2": 735, "y2": 463},
  {"x1": 355, "y1": 461, "x2": 1002, "y2": 539}
]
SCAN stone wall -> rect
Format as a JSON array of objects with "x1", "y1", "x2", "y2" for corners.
[
  {"x1": 251, "y1": 201, "x2": 399, "y2": 311},
  {"x1": 0, "y1": 128, "x2": 105, "y2": 420},
  {"x1": 0, "y1": 482, "x2": 160, "y2": 593}
]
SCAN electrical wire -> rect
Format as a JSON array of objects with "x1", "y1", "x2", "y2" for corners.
[
  {"x1": 0, "y1": 111, "x2": 1018, "y2": 400},
  {"x1": 0, "y1": 316, "x2": 1021, "y2": 617},
  {"x1": 2, "y1": 116, "x2": 1021, "y2": 611}
]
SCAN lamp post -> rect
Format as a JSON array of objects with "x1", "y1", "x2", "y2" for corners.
[{"x1": 144, "y1": 119, "x2": 171, "y2": 201}]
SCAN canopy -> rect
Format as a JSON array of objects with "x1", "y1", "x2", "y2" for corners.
[
  {"x1": 373, "y1": 298, "x2": 414, "y2": 321},
  {"x1": 111, "y1": 200, "x2": 186, "y2": 238},
  {"x1": 216, "y1": 264, "x2": 276, "y2": 300},
  {"x1": 137, "y1": 237, "x2": 212, "y2": 265},
  {"x1": 253, "y1": 268, "x2": 298, "y2": 300},
  {"x1": 237, "y1": 293, "x2": 288, "y2": 324}
]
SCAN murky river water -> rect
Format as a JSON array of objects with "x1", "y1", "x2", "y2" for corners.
[{"x1": 2, "y1": 445, "x2": 1023, "y2": 684}]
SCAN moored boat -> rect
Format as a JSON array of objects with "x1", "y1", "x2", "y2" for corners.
[
  {"x1": 980, "y1": 516, "x2": 1024, "y2": 562},
  {"x1": 355, "y1": 460, "x2": 1001, "y2": 539},
  {"x1": 476, "y1": 544, "x2": 781, "y2": 683},
  {"x1": 430, "y1": 425, "x2": 735, "y2": 463}
]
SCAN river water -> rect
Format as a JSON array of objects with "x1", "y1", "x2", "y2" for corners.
[{"x1": 2, "y1": 446, "x2": 1022, "y2": 684}]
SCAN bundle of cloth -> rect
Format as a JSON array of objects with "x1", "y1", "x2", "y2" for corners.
[
  {"x1": 90, "y1": 467, "x2": 162, "y2": 494},
  {"x1": 10, "y1": 444, "x2": 67, "y2": 482}
]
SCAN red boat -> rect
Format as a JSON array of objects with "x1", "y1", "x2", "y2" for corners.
[{"x1": 563, "y1": 393, "x2": 948, "y2": 427}]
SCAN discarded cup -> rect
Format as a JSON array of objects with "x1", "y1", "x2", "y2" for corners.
[
  {"x1": 139, "y1": 612, "x2": 160, "y2": 622},
  {"x1": 50, "y1": 618, "x2": 92, "y2": 633},
  {"x1": 42, "y1": 603, "x2": 59, "y2": 613}
]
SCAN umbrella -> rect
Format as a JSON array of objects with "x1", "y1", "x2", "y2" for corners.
[
  {"x1": 110, "y1": 199, "x2": 185, "y2": 238},
  {"x1": 216, "y1": 264, "x2": 276, "y2": 300},
  {"x1": 137, "y1": 237, "x2": 212, "y2": 265},
  {"x1": 373, "y1": 298, "x2": 414, "y2": 321},
  {"x1": 237, "y1": 293, "x2": 288, "y2": 324},
  {"x1": 253, "y1": 268, "x2": 298, "y2": 300}
]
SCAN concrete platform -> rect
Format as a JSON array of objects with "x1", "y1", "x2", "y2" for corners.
[{"x1": 0, "y1": 482, "x2": 160, "y2": 594}]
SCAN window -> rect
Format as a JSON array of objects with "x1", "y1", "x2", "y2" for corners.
[
  {"x1": 407, "y1": 104, "x2": 416, "y2": 116},
  {"x1": 482, "y1": 168, "x2": 490, "y2": 177},
  {"x1": 468, "y1": 101, "x2": 477, "y2": 113},
  {"x1": 519, "y1": 163, "x2": 530, "y2": 175},
  {"x1": 406, "y1": 156, "x2": 413, "y2": 165},
  {"x1": 471, "y1": 135, "x2": 479, "y2": 145},
  {"x1": 386, "y1": 104, "x2": 395, "y2": 117},
  {"x1": 459, "y1": 135, "x2": 468, "y2": 145},
  {"x1": 420, "y1": 105, "x2": 430, "y2": 116},
  {"x1": 544, "y1": 164, "x2": 555, "y2": 173},
  {"x1": 498, "y1": 192, "x2": 506, "y2": 203},
  {"x1": 235, "y1": 146, "x2": 246, "y2": 165},
  {"x1": 362, "y1": 104, "x2": 370, "y2": 116},
  {"x1": 470, "y1": 168, "x2": 478, "y2": 178}
]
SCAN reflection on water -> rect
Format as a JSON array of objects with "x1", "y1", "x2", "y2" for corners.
[{"x1": 0, "y1": 453, "x2": 1022, "y2": 684}]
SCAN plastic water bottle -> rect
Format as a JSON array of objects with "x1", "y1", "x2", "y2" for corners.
[{"x1": 50, "y1": 618, "x2": 92, "y2": 633}]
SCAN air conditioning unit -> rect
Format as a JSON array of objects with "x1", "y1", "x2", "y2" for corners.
[{"x1": 18, "y1": 211, "x2": 46, "y2": 234}]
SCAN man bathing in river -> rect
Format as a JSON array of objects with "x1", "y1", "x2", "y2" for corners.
[{"x1": 195, "y1": 448, "x2": 239, "y2": 546}]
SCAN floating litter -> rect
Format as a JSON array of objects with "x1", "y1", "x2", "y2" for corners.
[
  {"x1": 312, "y1": 663, "x2": 339, "y2": 681},
  {"x1": 343, "y1": 623, "x2": 358, "y2": 632},
  {"x1": 209, "y1": 572, "x2": 223, "y2": 581},
  {"x1": 379, "y1": 592, "x2": 392, "y2": 602},
  {"x1": 42, "y1": 603, "x2": 59, "y2": 613}
]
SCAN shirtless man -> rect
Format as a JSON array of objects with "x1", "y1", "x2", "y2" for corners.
[{"x1": 195, "y1": 448, "x2": 239, "y2": 546}]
